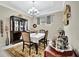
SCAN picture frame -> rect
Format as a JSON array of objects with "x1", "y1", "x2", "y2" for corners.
[
  {"x1": 64, "y1": 4, "x2": 71, "y2": 25},
  {"x1": 33, "y1": 24, "x2": 37, "y2": 28},
  {"x1": 0, "y1": 20, "x2": 3, "y2": 37}
]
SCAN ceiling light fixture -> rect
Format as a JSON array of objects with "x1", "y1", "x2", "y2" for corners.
[{"x1": 28, "y1": 1, "x2": 39, "y2": 16}]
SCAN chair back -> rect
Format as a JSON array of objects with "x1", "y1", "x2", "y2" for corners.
[
  {"x1": 45, "y1": 31, "x2": 48, "y2": 40},
  {"x1": 39, "y1": 29, "x2": 45, "y2": 33},
  {"x1": 22, "y1": 32, "x2": 30, "y2": 43}
]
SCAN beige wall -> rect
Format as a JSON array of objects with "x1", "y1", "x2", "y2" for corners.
[
  {"x1": 30, "y1": 12, "x2": 64, "y2": 40},
  {"x1": 64, "y1": 2, "x2": 79, "y2": 51},
  {"x1": 0, "y1": 5, "x2": 32, "y2": 47}
]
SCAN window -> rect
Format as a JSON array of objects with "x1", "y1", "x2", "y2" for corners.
[
  {"x1": 47, "y1": 15, "x2": 51, "y2": 24},
  {"x1": 37, "y1": 17, "x2": 40, "y2": 25},
  {"x1": 37, "y1": 15, "x2": 53, "y2": 25}
]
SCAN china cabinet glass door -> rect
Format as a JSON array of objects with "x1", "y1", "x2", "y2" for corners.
[
  {"x1": 20, "y1": 21, "x2": 24, "y2": 31},
  {"x1": 14, "y1": 20, "x2": 19, "y2": 31}
]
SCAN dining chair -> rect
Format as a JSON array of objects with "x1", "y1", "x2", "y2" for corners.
[
  {"x1": 22, "y1": 31, "x2": 36, "y2": 55},
  {"x1": 39, "y1": 29, "x2": 45, "y2": 33},
  {"x1": 39, "y1": 30, "x2": 48, "y2": 49}
]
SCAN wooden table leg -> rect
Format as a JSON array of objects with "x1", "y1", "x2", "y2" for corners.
[{"x1": 35, "y1": 43, "x2": 38, "y2": 54}]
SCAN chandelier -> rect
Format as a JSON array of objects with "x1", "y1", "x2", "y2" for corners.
[{"x1": 28, "y1": 1, "x2": 39, "y2": 16}]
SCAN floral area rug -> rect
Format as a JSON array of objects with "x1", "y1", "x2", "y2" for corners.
[{"x1": 6, "y1": 43, "x2": 45, "y2": 57}]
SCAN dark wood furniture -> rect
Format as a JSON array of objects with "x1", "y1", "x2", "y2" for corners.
[
  {"x1": 30, "y1": 32, "x2": 46, "y2": 54},
  {"x1": 10, "y1": 16, "x2": 28, "y2": 44},
  {"x1": 39, "y1": 29, "x2": 45, "y2": 33},
  {"x1": 39, "y1": 30, "x2": 48, "y2": 49},
  {"x1": 44, "y1": 46, "x2": 75, "y2": 57},
  {"x1": 22, "y1": 31, "x2": 37, "y2": 55}
]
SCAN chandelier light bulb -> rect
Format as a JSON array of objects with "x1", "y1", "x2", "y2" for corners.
[{"x1": 28, "y1": 1, "x2": 39, "y2": 16}]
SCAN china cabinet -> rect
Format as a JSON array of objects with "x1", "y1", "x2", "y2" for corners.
[{"x1": 10, "y1": 16, "x2": 28, "y2": 44}]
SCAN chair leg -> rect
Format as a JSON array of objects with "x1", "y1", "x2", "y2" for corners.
[
  {"x1": 46, "y1": 40, "x2": 47, "y2": 45},
  {"x1": 44, "y1": 42, "x2": 46, "y2": 49},
  {"x1": 35, "y1": 43, "x2": 38, "y2": 54},
  {"x1": 22, "y1": 42, "x2": 24, "y2": 52},
  {"x1": 44, "y1": 39, "x2": 46, "y2": 49},
  {"x1": 44, "y1": 40, "x2": 47, "y2": 49}
]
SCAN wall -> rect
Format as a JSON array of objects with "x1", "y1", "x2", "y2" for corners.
[
  {"x1": 64, "y1": 2, "x2": 79, "y2": 50},
  {"x1": 31, "y1": 11, "x2": 64, "y2": 40},
  {"x1": 0, "y1": 5, "x2": 32, "y2": 47}
]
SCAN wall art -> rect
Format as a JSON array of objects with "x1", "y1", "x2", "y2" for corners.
[
  {"x1": 0, "y1": 20, "x2": 3, "y2": 37},
  {"x1": 64, "y1": 4, "x2": 71, "y2": 25}
]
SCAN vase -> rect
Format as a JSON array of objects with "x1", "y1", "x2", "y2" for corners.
[{"x1": 5, "y1": 32, "x2": 9, "y2": 46}]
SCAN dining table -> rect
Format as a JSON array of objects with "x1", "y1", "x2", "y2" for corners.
[{"x1": 30, "y1": 32, "x2": 45, "y2": 54}]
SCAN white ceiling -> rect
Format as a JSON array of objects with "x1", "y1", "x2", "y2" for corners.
[{"x1": 0, "y1": 1, "x2": 64, "y2": 16}]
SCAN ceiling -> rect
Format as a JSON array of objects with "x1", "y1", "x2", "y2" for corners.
[{"x1": 0, "y1": 1, "x2": 64, "y2": 16}]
